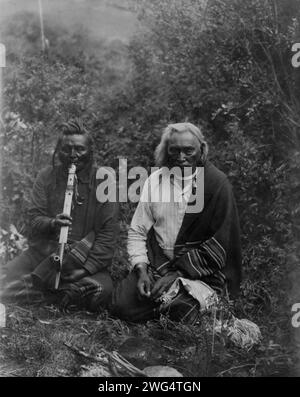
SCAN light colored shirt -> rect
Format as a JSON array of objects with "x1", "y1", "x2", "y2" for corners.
[{"x1": 127, "y1": 167, "x2": 203, "y2": 270}]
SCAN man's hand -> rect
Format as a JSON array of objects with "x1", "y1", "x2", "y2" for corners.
[
  {"x1": 151, "y1": 271, "x2": 179, "y2": 301},
  {"x1": 62, "y1": 268, "x2": 88, "y2": 283},
  {"x1": 135, "y1": 263, "x2": 153, "y2": 298},
  {"x1": 52, "y1": 213, "x2": 72, "y2": 228}
]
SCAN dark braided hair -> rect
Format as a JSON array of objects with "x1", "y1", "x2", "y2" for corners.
[{"x1": 52, "y1": 118, "x2": 94, "y2": 168}]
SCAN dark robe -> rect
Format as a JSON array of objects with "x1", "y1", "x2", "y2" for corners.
[
  {"x1": 147, "y1": 161, "x2": 242, "y2": 297},
  {"x1": 3, "y1": 163, "x2": 119, "y2": 310},
  {"x1": 111, "y1": 161, "x2": 242, "y2": 323}
]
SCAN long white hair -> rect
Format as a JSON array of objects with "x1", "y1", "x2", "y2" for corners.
[{"x1": 154, "y1": 122, "x2": 209, "y2": 167}]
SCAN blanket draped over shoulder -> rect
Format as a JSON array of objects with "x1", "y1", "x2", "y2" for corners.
[{"x1": 147, "y1": 161, "x2": 242, "y2": 298}]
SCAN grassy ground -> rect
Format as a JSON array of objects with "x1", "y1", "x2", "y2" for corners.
[
  {"x1": 0, "y1": 303, "x2": 210, "y2": 377},
  {"x1": 0, "y1": 224, "x2": 294, "y2": 377},
  {"x1": 0, "y1": 296, "x2": 293, "y2": 377}
]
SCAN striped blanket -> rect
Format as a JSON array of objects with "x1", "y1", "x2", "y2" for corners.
[
  {"x1": 31, "y1": 231, "x2": 95, "y2": 289},
  {"x1": 2, "y1": 232, "x2": 105, "y2": 308}
]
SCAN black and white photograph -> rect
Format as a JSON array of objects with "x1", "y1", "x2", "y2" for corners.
[{"x1": 0, "y1": 0, "x2": 299, "y2": 381}]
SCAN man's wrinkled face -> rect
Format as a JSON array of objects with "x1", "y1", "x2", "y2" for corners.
[
  {"x1": 58, "y1": 134, "x2": 91, "y2": 171},
  {"x1": 167, "y1": 130, "x2": 202, "y2": 173}
]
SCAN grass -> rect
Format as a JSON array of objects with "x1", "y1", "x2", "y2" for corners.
[
  {"x1": 0, "y1": 294, "x2": 293, "y2": 377},
  {"x1": 0, "y1": 223, "x2": 295, "y2": 377},
  {"x1": 0, "y1": 303, "x2": 210, "y2": 377}
]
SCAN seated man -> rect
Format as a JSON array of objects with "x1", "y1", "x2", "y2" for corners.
[
  {"x1": 2, "y1": 119, "x2": 119, "y2": 311},
  {"x1": 111, "y1": 122, "x2": 242, "y2": 324}
]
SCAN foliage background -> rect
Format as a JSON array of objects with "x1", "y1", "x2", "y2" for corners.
[{"x1": 0, "y1": 0, "x2": 299, "y2": 376}]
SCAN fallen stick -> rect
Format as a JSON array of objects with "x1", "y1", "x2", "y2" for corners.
[
  {"x1": 64, "y1": 342, "x2": 147, "y2": 377},
  {"x1": 63, "y1": 342, "x2": 108, "y2": 366},
  {"x1": 102, "y1": 348, "x2": 147, "y2": 377}
]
